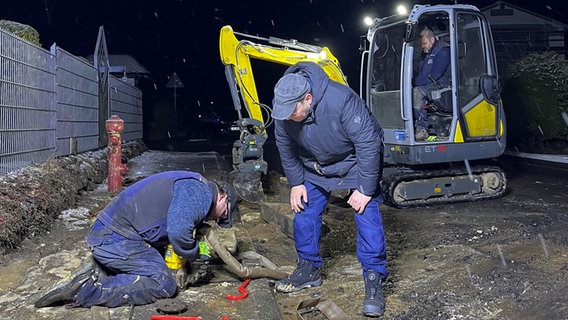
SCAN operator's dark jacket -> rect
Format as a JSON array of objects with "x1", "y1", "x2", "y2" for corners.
[
  {"x1": 274, "y1": 62, "x2": 383, "y2": 196},
  {"x1": 414, "y1": 38, "x2": 450, "y2": 87}
]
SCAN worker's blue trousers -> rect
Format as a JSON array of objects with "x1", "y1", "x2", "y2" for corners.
[
  {"x1": 75, "y1": 220, "x2": 177, "y2": 307},
  {"x1": 294, "y1": 181, "x2": 389, "y2": 280}
]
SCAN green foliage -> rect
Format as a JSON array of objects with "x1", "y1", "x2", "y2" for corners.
[
  {"x1": 0, "y1": 20, "x2": 41, "y2": 46},
  {"x1": 502, "y1": 52, "x2": 568, "y2": 153}
]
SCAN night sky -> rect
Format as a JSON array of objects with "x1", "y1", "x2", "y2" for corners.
[{"x1": 2, "y1": 0, "x2": 567, "y2": 120}]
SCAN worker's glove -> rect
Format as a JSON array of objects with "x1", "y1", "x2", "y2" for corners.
[
  {"x1": 198, "y1": 241, "x2": 211, "y2": 258},
  {"x1": 187, "y1": 257, "x2": 211, "y2": 285},
  {"x1": 174, "y1": 265, "x2": 189, "y2": 290},
  {"x1": 172, "y1": 240, "x2": 212, "y2": 289}
]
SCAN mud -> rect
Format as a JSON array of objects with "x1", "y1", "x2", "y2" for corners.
[
  {"x1": 0, "y1": 148, "x2": 567, "y2": 319},
  {"x1": 248, "y1": 160, "x2": 568, "y2": 319}
]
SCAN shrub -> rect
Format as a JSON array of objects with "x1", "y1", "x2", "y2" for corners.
[
  {"x1": 0, "y1": 20, "x2": 41, "y2": 46},
  {"x1": 501, "y1": 52, "x2": 568, "y2": 154}
]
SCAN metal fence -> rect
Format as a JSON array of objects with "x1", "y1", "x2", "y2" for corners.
[
  {"x1": 0, "y1": 28, "x2": 143, "y2": 175},
  {"x1": 53, "y1": 45, "x2": 99, "y2": 156},
  {"x1": 109, "y1": 76, "x2": 143, "y2": 143}
]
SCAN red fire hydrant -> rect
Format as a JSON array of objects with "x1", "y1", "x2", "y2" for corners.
[{"x1": 106, "y1": 115, "x2": 128, "y2": 192}]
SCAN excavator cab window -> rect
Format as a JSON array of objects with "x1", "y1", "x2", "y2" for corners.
[
  {"x1": 411, "y1": 13, "x2": 451, "y2": 87},
  {"x1": 456, "y1": 12, "x2": 500, "y2": 139},
  {"x1": 367, "y1": 22, "x2": 407, "y2": 130},
  {"x1": 411, "y1": 12, "x2": 454, "y2": 139}
]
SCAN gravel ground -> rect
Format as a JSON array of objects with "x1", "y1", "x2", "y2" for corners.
[{"x1": 0, "y1": 147, "x2": 566, "y2": 320}]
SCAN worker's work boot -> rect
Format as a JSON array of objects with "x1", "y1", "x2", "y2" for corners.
[
  {"x1": 34, "y1": 259, "x2": 96, "y2": 308},
  {"x1": 362, "y1": 270, "x2": 385, "y2": 317},
  {"x1": 274, "y1": 258, "x2": 322, "y2": 293},
  {"x1": 415, "y1": 126, "x2": 428, "y2": 141}
]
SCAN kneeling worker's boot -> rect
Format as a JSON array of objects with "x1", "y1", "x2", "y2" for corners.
[
  {"x1": 274, "y1": 258, "x2": 322, "y2": 293},
  {"x1": 34, "y1": 260, "x2": 96, "y2": 308},
  {"x1": 362, "y1": 270, "x2": 385, "y2": 317}
]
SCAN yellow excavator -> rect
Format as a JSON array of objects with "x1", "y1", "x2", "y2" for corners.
[{"x1": 219, "y1": 4, "x2": 507, "y2": 207}]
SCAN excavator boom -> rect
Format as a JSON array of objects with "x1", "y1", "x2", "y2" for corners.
[{"x1": 219, "y1": 25, "x2": 346, "y2": 123}]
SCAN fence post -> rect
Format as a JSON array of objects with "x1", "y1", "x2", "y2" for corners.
[{"x1": 106, "y1": 115, "x2": 127, "y2": 192}]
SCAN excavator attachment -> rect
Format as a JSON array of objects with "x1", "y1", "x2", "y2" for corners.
[
  {"x1": 229, "y1": 117, "x2": 267, "y2": 203},
  {"x1": 230, "y1": 170, "x2": 265, "y2": 204},
  {"x1": 222, "y1": 52, "x2": 267, "y2": 203}
]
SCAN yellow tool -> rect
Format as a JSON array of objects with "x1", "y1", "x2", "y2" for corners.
[{"x1": 164, "y1": 244, "x2": 184, "y2": 270}]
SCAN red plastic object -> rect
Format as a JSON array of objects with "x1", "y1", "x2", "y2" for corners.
[
  {"x1": 150, "y1": 316, "x2": 202, "y2": 320},
  {"x1": 226, "y1": 278, "x2": 251, "y2": 300}
]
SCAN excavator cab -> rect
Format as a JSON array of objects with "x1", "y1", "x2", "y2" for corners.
[{"x1": 362, "y1": 5, "x2": 507, "y2": 206}]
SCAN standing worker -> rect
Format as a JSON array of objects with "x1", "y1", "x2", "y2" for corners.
[
  {"x1": 34, "y1": 170, "x2": 238, "y2": 308},
  {"x1": 271, "y1": 61, "x2": 388, "y2": 317}
]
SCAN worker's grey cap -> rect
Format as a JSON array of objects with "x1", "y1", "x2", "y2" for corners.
[{"x1": 272, "y1": 73, "x2": 310, "y2": 120}]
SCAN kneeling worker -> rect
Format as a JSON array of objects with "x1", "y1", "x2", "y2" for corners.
[{"x1": 35, "y1": 170, "x2": 237, "y2": 308}]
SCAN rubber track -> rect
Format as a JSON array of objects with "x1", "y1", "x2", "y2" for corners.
[{"x1": 382, "y1": 165, "x2": 507, "y2": 208}]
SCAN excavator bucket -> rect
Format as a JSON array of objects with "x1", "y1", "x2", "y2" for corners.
[{"x1": 230, "y1": 170, "x2": 265, "y2": 204}]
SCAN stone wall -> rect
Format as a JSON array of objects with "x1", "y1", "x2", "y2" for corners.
[{"x1": 0, "y1": 140, "x2": 148, "y2": 253}]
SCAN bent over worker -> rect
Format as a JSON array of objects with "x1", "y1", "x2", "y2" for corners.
[
  {"x1": 35, "y1": 170, "x2": 237, "y2": 308},
  {"x1": 271, "y1": 61, "x2": 388, "y2": 317}
]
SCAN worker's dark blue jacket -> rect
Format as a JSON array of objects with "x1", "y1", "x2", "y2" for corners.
[
  {"x1": 274, "y1": 62, "x2": 383, "y2": 196},
  {"x1": 93, "y1": 170, "x2": 218, "y2": 259},
  {"x1": 414, "y1": 39, "x2": 450, "y2": 87}
]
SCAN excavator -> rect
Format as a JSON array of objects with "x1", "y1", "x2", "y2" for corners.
[{"x1": 219, "y1": 4, "x2": 507, "y2": 208}]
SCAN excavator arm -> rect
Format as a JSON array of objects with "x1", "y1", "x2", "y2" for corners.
[
  {"x1": 220, "y1": 25, "x2": 346, "y2": 122},
  {"x1": 219, "y1": 25, "x2": 347, "y2": 201}
]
